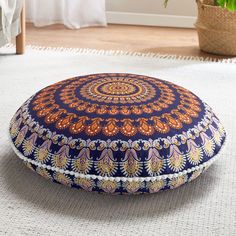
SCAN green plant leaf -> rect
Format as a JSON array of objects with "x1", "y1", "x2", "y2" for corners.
[
  {"x1": 217, "y1": 0, "x2": 236, "y2": 11},
  {"x1": 227, "y1": 0, "x2": 236, "y2": 10},
  {"x1": 164, "y1": 0, "x2": 236, "y2": 11},
  {"x1": 164, "y1": 0, "x2": 169, "y2": 7},
  {"x1": 217, "y1": 0, "x2": 226, "y2": 7}
]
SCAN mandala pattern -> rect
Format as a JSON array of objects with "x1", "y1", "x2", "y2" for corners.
[
  {"x1": 30, "y1": 73, "x2": 201, "y2": 137},
  {"x1": 9, "y1": 73, "x2": 226, "y2": 194}
]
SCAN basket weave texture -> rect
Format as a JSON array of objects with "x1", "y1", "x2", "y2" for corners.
[{"x1": 195, "y1": 0, "x2": 236, "y2": 56}]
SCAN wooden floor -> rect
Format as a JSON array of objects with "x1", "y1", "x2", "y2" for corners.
[{"x1": 25, "y1": 23, "x2": 230, "y2": 59}]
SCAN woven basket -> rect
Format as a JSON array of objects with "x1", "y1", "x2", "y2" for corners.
[{"x1": 195, "y1": 0, "x2": 236, "y2": 56}]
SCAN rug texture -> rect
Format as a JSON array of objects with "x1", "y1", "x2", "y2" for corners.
[{"x1": 0, "y1": 45, "x2": 235, "y2": 236}]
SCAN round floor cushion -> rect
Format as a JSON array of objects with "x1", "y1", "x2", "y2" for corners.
[{"x1": 9, "y1": 73, "x2": 226, "y2": 194}]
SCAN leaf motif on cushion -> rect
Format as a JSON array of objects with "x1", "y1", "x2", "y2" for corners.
[
  {"x1": 69, "y1": 116, "x2": 89, "y2": 134},
  {"x1": 169, "y1": 175, "x2": 188, "y2": 189},
  {"x1": 120, "y1": 119, "x2": 137, "y2": 136},
  {"x1": 95, "y1": 148, "x2": 117, "y2": 176},
  {"x1": 148, "y1": 179, "x2": 166, "y2": 193},
  {"x1": 45, "y1": 109, "x2": 66, "y2": 124},
  {"x1": 186, "y1": 139, "x2": 203, "y2": 165},
  {"x1": 15, "y1": 125, "x2": 28, "y2": 147},
  {"x1": 56, "y1": 113, "x2": 77, "y2": 130},
  {"x1": 137, "y1": 118, "x2": 154, "y2": 136},
  {"x1": 72, "y1": 147, "x2": 92, "y2": 174},
  {"x1": 200, "y1": 132, "x2": 215, "y2": 157},
  {"x1": 167, "y1": 145, "x2": 186, "y2": 172},
  {"x1": 22, "y1": 133, "x2": 38, "y2": 156},
  {"x1": 74, "y1": 177, "x2": 94, "y2": 192},
  {"x1": 162, "y1": 113, "x2": 183, "y2": 129},
  {"x1": 209, "y1": 124, "x2": 223, "y2": 146},
  {"x1": 10, "y1": 117, "x2": 22, "y2": 138},
  {"x1": 124, "y1": 181, "x2": 142, "y2": 194},
  {"x1": 151, "y1": 117, "x2": 170, "y2": 133},
  {"x1": 145, "y1": 148, "x2": 165, "y2": 176},
  {"x1": 54, "y1": 173, "x2": 72, "y2": 187},
  {"x1": 98, "y1": 180, "x2": 118, "y2": 194},
  {"x1": 37, "y1": 104, "x2": 59, "y2": 118},
  {"x1": 121, "y1": 149, "x2": 141, "y2": 177},
  {"x1": 102, "y1": 118, "x2": 119, "y2": 136},
  {"x1": 52, "y1": 145, "x2": 70, "y2": 169},
  {"x1": 85, "y1": 118, "x2": 103, "y2": 136}
]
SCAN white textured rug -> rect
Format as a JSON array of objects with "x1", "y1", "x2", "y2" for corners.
[{"x1": 0, "y1": 46, "x2": 236, "y2": 236}]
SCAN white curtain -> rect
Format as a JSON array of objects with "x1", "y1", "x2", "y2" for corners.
[
  {"x1": 26, "y1": 0, "x2": 107, "y2": 29},
  {"x1": 0, "y1": 0, "x2": 23, "y2": 46}
]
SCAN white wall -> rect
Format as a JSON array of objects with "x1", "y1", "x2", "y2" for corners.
[{"x1": 106, "y1": 0, "x2": 197, "y2": 28}]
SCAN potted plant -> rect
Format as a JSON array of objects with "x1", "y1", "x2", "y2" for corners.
[{"x1": 165, "y1": 0, "x2": 236, "y2": 56}]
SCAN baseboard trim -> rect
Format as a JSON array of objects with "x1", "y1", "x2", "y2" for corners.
[{"x1": 106, "y1": 11, "x2": 196, "y2": 28}]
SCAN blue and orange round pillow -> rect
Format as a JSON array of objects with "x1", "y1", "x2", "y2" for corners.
[{"x1": 9, "y1": 73, "x2": 226, "y2": 194}]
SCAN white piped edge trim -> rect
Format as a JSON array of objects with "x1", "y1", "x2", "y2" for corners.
[
  {"x1": 9, "y1": 135, "x2": 227, "y2": 183},
  {"x1": 2, "y1": 44, "x2": 236, "y2": 64}
]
